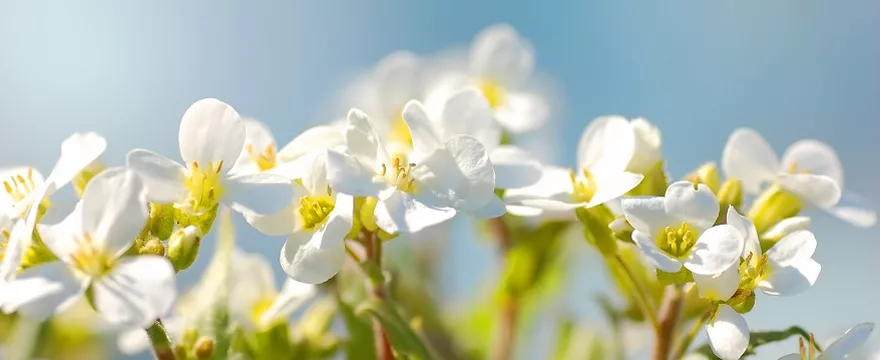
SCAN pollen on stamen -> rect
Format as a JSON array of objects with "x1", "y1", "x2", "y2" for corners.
[
  {"x1": 380, "y1": 164, "x2": 387, "y2": 176},
  {"x1": 214, "y1": 160, "x2": 224, "y2": 174}
]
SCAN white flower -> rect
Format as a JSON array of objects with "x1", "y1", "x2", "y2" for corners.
[
  {"x1": 0, "y1": 132, "x2": 107, "y2": 282},
  {"x1": 504, "y1": 116, "x2": 644, "y2": 217},
  {"x1": 126, "y1": 98, "x2": 292, "y2": 218},
  {"x1": 245, "y1": 150, "x2": 354, "y2": 284},
  {"x1": 326, "y1": 103, "x2": 497, "y2": 234},
  {"x1": 228, "y1": 249, "x2": 318, "y2": 329},
  {"x1": 705, "y1": 304, "x2": 750, "y2": 360},
  {"x1": 621, "y1": 181, "x2": 743, "y2": 275},
  {"x1": 1, "y1": 168, "x2": 176, "y2": 327},
  {"x1": 625, "y1": 118, "x2": 662, "y2": 174},
  {"x1": 425, "y1": 24, "x2": 548, "y2": 133},
  {"x1": 231, "y1": 117, "x2": 344, "y2": 177},
  {"x1": 778, "y1": 322, "x2": 874, "y2": 360},
  {"x1": 723, "y1": 128, "x2": 871, "y2": 227}
]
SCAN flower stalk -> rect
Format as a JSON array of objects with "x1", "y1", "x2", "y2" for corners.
[
  {"x1": 363, "y1": 230, "x2": 395, "y2": 360},
  {"x1": 653, "y1": 285, "x2": 684, "y2": 360},
  {"x1": 489, "y1": 217, "x2": 518, "y2": 360},
  {"x1": 145, "y1": 319, "x2": 176, "y2": 360}
]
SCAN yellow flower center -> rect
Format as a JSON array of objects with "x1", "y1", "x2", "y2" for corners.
[
  {"x1": 249, "y1": 294, "x2": 276, "y2": 328},
  {"x1": 183, "y1": 161, "x2": 225, "y2": 214},
  {"x1": 478, "y1": 79, "x2": 506, "y2": 109},
  {"x1": 657, "y1": 222, "x2": 698, "y2": 258},
  {"x1": 298, "y1": 192, "x2": 335, "y2": 231},
  {"x1": 388, "y1": 113, "x2": 414, "y2": 149},
  {"x1": 3, "y1": 168, "x2": 37, "y2": 204},
  {"x1": 569, "y1": 168, "x2": 598, "y2": 203},
  {"x1": 737, "y1": 252, "x2": 770, "y2": 291},
  {"x1": 0, "y1": 229, "x2": 10, "y2": 262},
  {"x1": 379, "y1": 156, "x2": 417, "y2": 193},
  {"x1": 70, "y1": 233, "x2": 113, "y2": 277},
  {"x1": 246, "y1": 142, "x2": 277, "y2": 172}
]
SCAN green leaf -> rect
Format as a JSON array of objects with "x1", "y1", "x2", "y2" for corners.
[
  {"x1": 693, "y1": 326, "x2": 819, "y2": 359},
  {"x1": 356, "y1": 300, "x2": 436, "y2": 360},
  {"x1": 336, "y1": 297, "x2": 376, "y2": 360}
]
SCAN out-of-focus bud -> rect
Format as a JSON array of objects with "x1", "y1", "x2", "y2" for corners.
[
  {"x1": 656, "y1": 268, "x2": 693, "y2": 285},
  {"x1": 360, "y1": 197, "x2": 379, "y2": 232},
  {"x1": 149, "y1": 204, "x2": 175, "y2": 240},
  {"x1": 686, "y1": 162, "x2": 721, "y2": 194},
  {"x1": 746, "y1": 185, "x2": 802, "y2": 235},
  {"x1": 629, "y1": 160, "x2": 669, "y2": 197},
  {"x1": 194, "y1": 336, "x2": 215, "y2": 359},
  {"x1": 727, "y1": 290, "x2": 756, "y2": 314},
  {"x1": 168, "y1": 225, "x2": 202, "y2": 272},
  {"x1": 576, "y1": 205, "x2": 617, "y2": 257},
  {"x1": 73, "y1": 159, "x2": 106, "y2": 198},
  {"x1": 715, "y1": 179, "x2": 743, "y2": 224}
]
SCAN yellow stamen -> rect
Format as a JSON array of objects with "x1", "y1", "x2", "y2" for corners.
[
  {"x1": 298, "y1": 195, "x2": 336, "y2": 230},
  {"x1": 183, "y1": 161, "x2": 225, "y2": 214},
  {"x1": 569, "y1": 168, "x2": 598, "y2": 203},
  {"x1": 478, "y1": 79, "x2": 506, "y2": 109},
  {"x1": 657, "y1": 222, "x2": 698, "y2": 258},
  {"x1": 246, "y1": 142, "x2": 277, "y2": 171},
  {"x1": 380, "y1": 156, "x2": 418, "y2": 193},
  {"x1": 70, "y1": 233, "x2": 113, "y2": 277}
]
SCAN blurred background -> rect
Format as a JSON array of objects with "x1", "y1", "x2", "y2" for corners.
[{"x1": 1, "y1": 1, "x2": 879, "y2": 359}]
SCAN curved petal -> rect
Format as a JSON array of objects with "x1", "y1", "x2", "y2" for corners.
[
  {"x1": 766, "y1": 230, "x2": 816, "y2": 267},
  {"x1": 178, "y1": 98, "x2": 245, "y2": 174},
  {"x1": 504, "y1": 166, "x2": 575, "y2": 204},
  {"x1": 2, "y1": 261, "x2": 86, "y2": 321},
  {"x1": 493, "y1": 92, "x2": 549, "y2": 133},
  {"x1": 759, "y1": 258, "x2": 820, "y2": 297},
  {"x1": 721, "y1": 128, "x2": 779, "y2": 194},
  {"x1": 489, "y1": 146, "x2": 543, "y2": 189},
  {"x1": 586, "y1": 171, "x2": 644, "y2": 208},
  {"x1": 280, "y1": 219, "x2": 350, "y2": 284},
  {"x1": 46, "y1": 132, "x2": 108, "y2": 191},
  {"x1": 374, "y1": 51, "x2": 423, "y2": 119},
  {"x1": 468, "y1": 195, "x2": 506, "y2": 219},
  {"x1": 231, "y1": 118, "x2": 276, "y2": 174},
  {"x1": 258, "y1": 280, "x2": 317, "y2": 328},
  {"x1": 125, "y1": 149, "x2": 188, "y2": 204},
  {"x1": 277, "y1": 125, "x2": 345, "y2": 164},
  {"x1": 374, "y1": 191, "x2": 456, "y2": 234},
  {"x1": 243, "y1": 185, "x2": 304, "y2": 236},
  {"x1": 505, "y1": 204, "x2": 545, "y2": 217},
  {"x1": 621, "y1": 196, "x2": 674, "y2": 236},
  {"x1": 576, "y1": 116, "x2": 635, "y2": 174},
  {"x1": 402, "y1": 100, "x2": 442, "y2": 155},
  {"x1": 778, "y1": 173, "x2": 841, "y2": 209},
  {"x1": 38, "y1": 208, "x2": 82, "y2": 263},
  {"x1": 325, "y1": 149, "x2": 388, "y2": 198},
  {"x1": 762, "y1": 216, "x2": 811, "y2": 240},
  {"x1": 826, "y1": 191, "x2": 877, "y2": 228},
  {"x1": 509, "y1": 198, "x2": 585, "y2": 212},
  {"x1": 684, "y1": 224, "x2": 744, "y2": 276},
  {"x1": 345, "y1": 109, "x2": 386, "y2": 168},
  {"x1": 665, "y1": 181, "x2": 720, "y2": 232},
  {"x1": 726, "y1": 206, "x2": 761, "y2": 258},
  {"x1": 413, "y1": 135, "x2": 495, "y2": 211},
  {"x1": 627, "y1": 118, "x2": 662, "y2": 173},
  {"x1": 439, "y1": 87, "x2": 501, "y2": 148},
  {"x1": 693, "y1": 264, "x2": 739, "y2": 301},
  {"x1": 80, "y1": 168, "x2": 149, "y2": 258},
  {"x1": 470, "y1": 23, "x2": 534, "y2": 87},
  {"x1": 93, "y1": 255, "x2": 176, "y2": 327},
  {"x1": 818, "y1": 322, "x2": 875, "y2": 360},
  {"x1": 299, "y1": 150, "x2": 331, "y2": 196},
  {"x1": 223, "y1": 173, "x2": 293, "y2": 216},
  {"x1": 781, "y1": 139, "x2": 843, "y2": 186},
  {"x1": 632, "y1": 230, "x2": 682, "y2": 273},
  {"x1": 706, "y1": 305, "x2": 749, "y2": 360}
]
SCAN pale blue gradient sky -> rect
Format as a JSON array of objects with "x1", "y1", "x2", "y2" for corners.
[{"x1": 2, "y1": 1, "x2": 880, "y2": 359}]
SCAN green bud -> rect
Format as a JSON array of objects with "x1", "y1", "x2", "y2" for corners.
[
  {"x1": 175, "y1": 205, "x2": 219, "y2": 236},
  {"x1": 717, "y1": 179, "x2": 743, "y2": 216},
  {"x1": 576, "y1": 206, "x2": 617, "y2": 257},
  {"x1": 173, "y1": 344, "x2": 189, "y2": 360},
  {"x1": 180, "y1": 328, "x2": 199, "y2": 347},
  {"x1": 72, "y1": 159, "x2": 106, "y2": 198},
  {"x1": 747, "y1": 185, "x2": 802, "y2": 234},
  {"x1": 168, "y1": 225, "x2": 202, "y2": 272},
  {"x1": 656, "y1": 267, "x2": 693, "y2": 285},
  {"x1": 727, "y1": 290, "x2": 756, "y2": 314},
  {"x1": 359, "y1": 197, "x2": 380, "y2": 232},
  {"x1": 628, "y1": 160, "x2": 669, "y2": 197},
  {"x1": 139, "y1": 236, "x2": 166, "y2": 256},
  {"x1": 346, "y1": 197, "x2": 365, "y2": 239},
  {"x1": 194, "y1": 336, "x2": 216, "y2": 359},
  {"x1": 686, "y1": 162, "x2": 721, "y2": 194},
  {"x1": 149, "y1": 203, "x2": 176, "y2": 240}
]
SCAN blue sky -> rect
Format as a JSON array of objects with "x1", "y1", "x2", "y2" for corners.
[{"x1": 2, "y1": 1, "x2": 880, "y2": 359}]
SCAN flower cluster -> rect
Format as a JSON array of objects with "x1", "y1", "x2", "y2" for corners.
[{"x1": 0, "y1": 23, "x2": 875, "y2": 360}]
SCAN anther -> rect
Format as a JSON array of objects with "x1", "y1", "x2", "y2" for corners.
[{"x1": 380, "y1": 164, "x2": 387, "y2": 176}]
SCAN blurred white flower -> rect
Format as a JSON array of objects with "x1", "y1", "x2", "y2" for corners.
[
  {"x1": 1, "y1": 168, "x2": 176, "y2": 328},
  {"x1": 126, "y1": 98, "x2": 292, "y2": 218},
  {"x1": 229, "y1": 250, "x2": 317, "y2": 329},
  {"x1": 326, "y1": 103, "x2": 498, "y2": 234},
  {"x1": 230, "y1": 117, "x2": 344, "y2": 178},
  {"x1": 778, "y1": 322, "x2": 874, "y2": 360}
]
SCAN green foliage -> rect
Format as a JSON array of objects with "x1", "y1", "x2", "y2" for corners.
[
  {"x1": 356, "y1": 300, "x2": 436, "y2": 360},
  {"x1": 337, "y1": 296, "x2": 377, "y2": 360}
]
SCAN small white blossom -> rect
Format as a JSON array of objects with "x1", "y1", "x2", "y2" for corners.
[
  {"x1": 778, "y1": 322, "x2": 874, "y2": 360},
  {"x1": 231, "y1": 117, "x2": 344, "y2": 177}
]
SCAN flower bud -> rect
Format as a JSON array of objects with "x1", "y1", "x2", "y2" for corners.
[
  {"x1": 746, "y1": 185, "x2": 803, "y2": 234},
  {"x1": 715, "y1": 179, "x2": 743, "y2": 224},
  {"x1": 193, "y1": 336, "x2": 215, "y2": 359},
  {"x1": 149, "y1": 203, "x2": 175, "y2": 240},
  {"x1": 168, "y1": 225, "x2": 202, "y2": 272},
  {"x1": 72, "y1": 159, "x2": 106, "y2": 198},
  {"x1": 727, "y1": 290, "x2": 756, "y2": 314},
  {"x1": 628, "y1": 160, "x2": 669, "y2": 197},
  {"x1": 656, "y1": 267, "x2": 693, "y2": 285},
  {"x1": 576, "y1": 206, "x2": 617, "y2": 257},
  {"x1": 686, "y1": 162, "x2": 721, "y2": 194},
  {"x1": 359, "y1": 196, "x2": 380, "y2": 232}
]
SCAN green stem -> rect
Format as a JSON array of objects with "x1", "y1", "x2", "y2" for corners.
[
  {"x1": 653, "y1": 285, "x2": 684, "y2": 360},
  {"x1": 145, "y1": 319, "x2": 176, "y2": 360},
  {"x1": 364, "y1": 231, "x2": 394, "y2": 360},
  {"x1": 672, "y1": 311, "x2": 710, "y2": 360},
  {"x1": 489, "y1": 217, "x2": 518, "y2": 360},
  {"x1": 612, "y1": 255, "x2": 658, "y2": 329}
]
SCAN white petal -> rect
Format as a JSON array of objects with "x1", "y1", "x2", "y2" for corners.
[
  {"x1": 178, "y1": 99, "x2": 245, "y2": 174},
  {"x1": 576, "y1": 116, "x2": 635, "y2": 174},
  {"x1": 80, "y1": 168, "x2": 149, "y2": 258},
  {"x1": 818, "y1": 323, "x2": 875, "y2": 360},
  {"x1": 300, "y1": 150, "x2": 331, "y2": 195},
  {"x1": 508, "y1": 198, "x2": 585, "y2": 212},
  {"x1": 631, "y1": 230, "x2": 682, "y2": 273},
  {"x1": 665, "y1": 181, "x2": 720, "y2": 232},
  {"x1": 0, "y1": 210, "x2": 41, "y2": 281},
  {"x1": 621, "y1": 196, "x2": 675, "y2": 236},
  {"x1": 242, "y1": 185, "x2": 304, "y2": 236},
  {"x1": 325, "y1": 149, "x2": 388, "y2": 198},
  {"x1": 693, "y1": 264, "x2": 739, "y2": 301},
  {"x1": 402, "y1": 100, "x2": 442, "y2": 155},
  {"x1": 825, "y1": 191, "x2": 877, "y2": 228},
  {"x1": 468, "y1": 195, "x2": 506, "y2": 219},
  {"x1": 726, "y1": 206, "x2": 761, "y2": 258},
  {"x1": 228, "y1": 250, "x2": 276, "y2": 327},
  {"x1": 586, "y1": 171, "x2": 644, "y2": 208},
  {"x1": 762, "y1": 216, "x2": 812, "y2": 240},
  {"x1": 439, "y1": 87, "x2": 500, "y2": 148},
  {"x1": 505, "y1": 204, "x2": 545, "y2": 217},
  {"x1": 46, "y1": 132, "x2": 107, "y2": 191},
  {"x1": 93, "y1": 255, "x2": 176, "y2": 327},
  {"x1": 759, "y1": 258, "x2": 820, "y2": 296},
  {"x1": 277, "y1": 125, "x2": 345, "y2": 163},
  {"x1": 766, "y1": 230, "x2": 817, "y2": 267},
  {"x1": 684, "y1": 224, "x2": 744, "y2": 276},
  {"x1": 504, "y1": 166, "x2": 575, "y2": 205},
  {"x1": 231, "y1": 118, "x2": 276, "y2": 174},
  {"x1": 258, "y1": 280, "x2": 317, "y2": 328},
  {"x1": 706, "y1": 305, "x2": 749, "y2": 360},
  {"x1": 373, "y1": 51, "x2": 423, "y2": 119},
  {"x1": 345, "y1": 109, "x2": 386, "y2": 168},
  {"x1": 781, "y1": 139, "x2": 843, "y2": 186},
  {"x1": 37, "y1": 207, "x2": 83, "y2": 263},
  {"x1": 374, "y1": 191, "x2": 456, "y2": 234},
  {"x1": 493, "y1": 92, "x2": 549, "y2": 133},
  {"x1": 470, "y1": 23, "x2": 534, "y2": 87},
  {"x1": 721, "y1": 128, "x2": 779, "y2": 194},
  {"x1": 627, "y1": 118, "x2": 662, "y2": 173},
  {"x1": 778, "y1": 173, "x2": 841, "y2": 209},
  {"x1": 489, "y1": 146, "x2": 543, "y2": 189},
  {"x1": 413, "y1": 135, "x2": 495, "y2": 212},
  {"x1": 125, "y1": 149, "x2": 188, "y2": 204},
  {"x1": 223, "y1": 173, "x2": 293, "y2": 216},
  {"x1": 280, "y1": 195, "x2": 352, "y2": 284},
  {"x1": 2, "y1": 262, "x2": 85, "y2": 321},
  {"x1": 0, "y1": 167, "x2": 45, "y2": 210}
]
